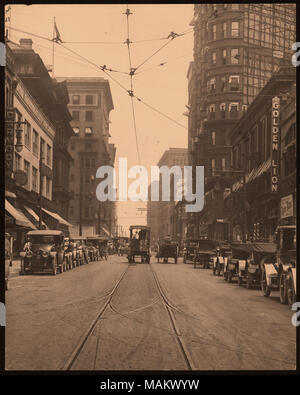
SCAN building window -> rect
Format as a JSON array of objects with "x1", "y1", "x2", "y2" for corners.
[
  {"x1": 85, "y1": 173, "x2": 90, "y2": 183},
  {"x1": 85, "y1": 157, "x2": 90, "y2": 168},
  {"x1": 72, "y1": 111, "x2": 79, "y2": 121},
  {"x1": 231, "y1": 21, "x2": 240, "y2": 37},
  {"x1": 46, "y1": 144, "x2": 51, "y2": 166},
  {"x1": 46, "y1": 177, "x2": 51, "y2": 198},
  {"x1": 211, "y1": 51, "x2": 217, "y2": 65},
  {"x1": 73, "y1": 127, "x2": 80, "y2": 135},
  {"x1": 222, "y1": 22, "x2": 227, "y2": 38},
  {"x1": 40, "y1": 138, "x2": 45, "y2": 161},
  {"x1": 229, "y1": 102, "x2": 239, "y2": 118},
  {"x1": 209, "y1": 77, "x2": 216, "y2": 92},
  {"x1": 24, "y1": 121, "x2": 31, "y2": 149},
  {"x1": 32, "y1": 129, "x2": 39, "y2": 156},
  {"x1": 220, "y1": 103, "x2": 226, "y2": 118},
  {"x1": 230, "y1": 48, "x2": 239, "y2": 64},
  {"x1": 208, "y1": 104, "x2": 216, "y2": 120},
  {"x1": 222, "y1": 158, "x2": 226, "y2": 171},
  {"x1": 211, "y1": 159, "x2": 216, "y2": 176},
  {"x1": 85, "y1": 127, "x2": 93, "y2": 135},
  {"x1": 211, "y1": 24, "x2": 217, "y2": 40},
  {"x1": 211, "y1": 131, "x2": 216, "y2": 146},
  {"x1": 231, "y1": 4, "x2": 239, "y2": 10},
  {"x1": 222, "y1": 49, "x2": 227, "y2": 64},
  {"x1": 229, "y1": 75, "x2": 240, "y2": 91},
  {"x1": 15, "y1": 153, "x2": 22, "y2": 171},
  {"x1": 32, "y1": 166, "x2": 38, "y2": 192},
  {"x1": 85, "y1": 111, "x2": 93, "y2": 121},
  {"x1": 86, "y1": 95, "x2": 93, "y2": 105},
  {"x1": 91, "y1": 158, "x2": 95, "y2": 168},
  {"x1": 72, "y1": 95, "x2": 80, "y2": 104},
  {"x1": 24, "y1": 160, "x2": 30, "y2": 188}
]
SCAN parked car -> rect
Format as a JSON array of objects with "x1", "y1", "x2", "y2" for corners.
[
  {"x1": 20, "y1": 230, "x2": 66, "y2": 275},
  {"x1": 223, "y1": 242, "x2": 246, "y2": 283},
  {"x1": 183, "y1": 239, "x2": 199, "y2": 264},
  {"x1": 237, "y1": 242, "x2": 276, "y2": 289},
  {"x1": 212, "y1": 243, "x2": 231, "y2": 276},
  {"x1": 86, "y1": 237, "x2": 101, "y2": 261},
  {"x1": 261, "y1": 225, "x2": 296, "y2": 307},
  {"x1": 194, "y1": 238, "x2": 219, "y2": 269},
  {"x1": 156, "y1": 236, "x2": 178, "y2": 264}
]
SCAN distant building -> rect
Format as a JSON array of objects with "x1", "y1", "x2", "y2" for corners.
[
  {"x1": 58, "y1": 77, "x2": 115, "y2": 237},
  {"x1": 147, "y1": 148, "x2": 189, "y2": 244}
]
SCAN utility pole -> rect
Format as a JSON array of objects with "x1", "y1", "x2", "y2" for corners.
[{"x1": 38, "y1": 143, "x2": 43, "y2": 229}]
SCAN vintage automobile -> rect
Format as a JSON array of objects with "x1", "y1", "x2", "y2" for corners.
[
  {"x1": 212, "y1": 243, "x2": 231, "y2": 276},
  {"x1": 261, "y1": 225, "x2": 296, "y2": 307},
  {"x1": 99, "y1": 237, "x2": 109, "y2": 260},
  {"x1": 5, "y1": 233, "x2": 13, "y2": 290},
  {"x1": 223, "y1": 242, "x2": 247, "y2": 283},
  {"x1": 237, "y1": 242, "x2": 276, "y2": 289},
  {"x1": 183, "y1": 239, "x2": 200, "y2": 264},
  {"x1": 70, "y1": 238, "x2": 89, "y2": 265},
  {"x1": 20, "y1": 230, "x2": 67, "y2": 275},
  {"x1": 86, "y1": 237, "x2": 101, "y2": 261},
  {"x1": 63, "y1": 237, "x2": 74, "y2": 270},
  {"x1": 194, "y1": 238, "x2": 219, "y2": 269},
  {"x1": 127, "y1": 225, "x2": 151, "y2": 263},
  {"x1": 156, "y1": 236, "x2": 178, "y2": 264}
]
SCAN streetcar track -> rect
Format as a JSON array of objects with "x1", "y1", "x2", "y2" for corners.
[
  {"x1": 62, "y1": 264, "x2": 130, "y2": 370},
  {"x1": 61, "y1": 260, "x2": 293, "y2": 371}
]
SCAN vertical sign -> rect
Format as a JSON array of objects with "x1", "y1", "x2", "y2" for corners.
[
  {"x1": 5, "y1": 108, "x2": 15, "y2": 178},
  {"x1": 271, "y1": 96, "x2": 280, "y2": 192}
]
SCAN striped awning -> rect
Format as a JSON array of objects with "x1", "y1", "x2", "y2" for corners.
[
  {"x1": 246, "y1": 158, "x2": 271, "y2": 184},
  {"x1": 42, "y1": 208, "x2": 73, "y2": 227},
  {"x1": 5, "y1": 200, "x2": 36, "y2": 229},
  {"x1": 24, "y1": 206, "x2": 49, "y2": 229}
]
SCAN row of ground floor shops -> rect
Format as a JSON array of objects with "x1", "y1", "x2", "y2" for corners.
[{"x1": 175, "y1": 167, "x2": 296, "y2": 244}]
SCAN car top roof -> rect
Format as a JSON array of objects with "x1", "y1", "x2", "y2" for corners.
[
  {"x1": 27, "y1": 230, "x2": 64, "y2": 236},
  {"x1": 129, "y1": 225, "x2": 150, "y2": 230}
]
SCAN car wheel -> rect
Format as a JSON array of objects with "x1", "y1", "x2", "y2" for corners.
[
  {"x1": 287, "y1": 279, "x2": 296, "y2": 308},
  {"x1": 279, "y1": 274, "x2": 287, "y2": 304},
  {"x1": 246, "y1": 276, "x2": 252, "y2": 289},
  {"x1": 261, "y1": 271, "x2": 271, "y2": 297},
  {"x1": 52, "y1": 260, "x2": 57, "y2": 275}
]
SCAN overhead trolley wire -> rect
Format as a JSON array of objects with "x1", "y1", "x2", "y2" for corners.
[
  {"x1": 9, "y1": 20, "x2": 188, "y2": 133},
  {"x1": 124, "y1": 4, "x2": 141, "y2": 164}
]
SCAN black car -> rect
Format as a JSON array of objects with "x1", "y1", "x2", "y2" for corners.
[{"x1": 20, "y1": 230, "x2": 67, "y2": 275}]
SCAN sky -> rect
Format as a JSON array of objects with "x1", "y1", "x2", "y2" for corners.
[{"x1": 7, "y1": 4, "x2": 194, "y2": 235}]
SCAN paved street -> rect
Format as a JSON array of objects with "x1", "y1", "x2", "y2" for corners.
[{"x1": 6, "y1": 255, "x2": 296, "y2": 371}]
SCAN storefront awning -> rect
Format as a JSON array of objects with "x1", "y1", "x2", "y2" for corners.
[
  {"x1": 246, "y1": 158, "x2": 271, "y2": 184},
  {"x1": 24, "y1": 206, "x2": 49, "y2": 229},
  {"x1": 42, "y1": 208, "x2": 73, "y2": 227},
  {"x1": 5, "y1": 200, "x2": 37, "y2": 229},
  {"x1": 101, "y1": 226, "x2": 110, "y2": 236}
]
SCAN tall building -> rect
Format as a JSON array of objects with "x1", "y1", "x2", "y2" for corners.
[
  {"x1": 147, "y1": 148, "x2": 189, "y2": 244},
  {"x1": 58, "y1": 77, "x2": 115, "y2": 237},
  {"x1": 223, "y1": 67, "x2": 296, "y2": 242},
  {"x1": 187, "y1": 3, "x2": 296, "y2": 240},
  {"x1": 5, "y1": 39, "x2": 73, "y2": 251}
]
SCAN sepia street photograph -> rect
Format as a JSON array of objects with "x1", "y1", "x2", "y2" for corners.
[{"x1": 3, "y1": 3, "x2": 297, "y2": 374}]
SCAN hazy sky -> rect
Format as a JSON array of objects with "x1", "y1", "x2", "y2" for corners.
[{"x1": 7, "y1": 4, "x2": 194, "y2": 234}]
